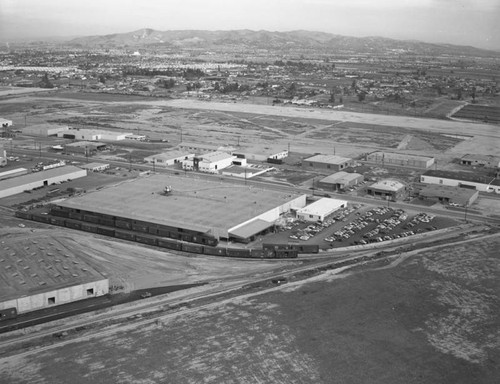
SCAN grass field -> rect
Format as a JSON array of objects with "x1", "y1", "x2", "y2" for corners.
[{"x1": 1, "y1": 235, "x2": 498, "y2": 383}]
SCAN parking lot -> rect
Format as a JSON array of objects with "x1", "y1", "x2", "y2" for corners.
[{"x1": 264, "y1": 204, "x2": 457, "y2": 250}]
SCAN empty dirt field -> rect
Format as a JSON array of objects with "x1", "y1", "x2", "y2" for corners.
[
  {"x1": 2, "y1": 92, "x2": 499, "y2": 162},
  {"x1": 1, "y1": 234, "x2": 498, "y2": 384}
]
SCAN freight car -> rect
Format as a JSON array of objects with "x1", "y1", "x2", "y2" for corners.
[
  {"x1": 0, "y1": 308, "x2": 17, "y2": 322},
  {"x1": 181, "y1": 243, "x2": 204, "y2": 254},
  {"x1": 135, "y1": 233, "x2": 158, "y2": 245},
  {"x1": 157, "y1": 238, "x2": 183, "y2": 251},
  {"x1": 226, "y1": 248, "x2": 252, "y2": 258}
]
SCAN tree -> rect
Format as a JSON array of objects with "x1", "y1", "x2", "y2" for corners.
[
  {"x1": 39, "y1": 73, "x2": 54, "y2": 89},
  {"x1": 329, "y1": 89, "x2": 335, "y2": 104}
]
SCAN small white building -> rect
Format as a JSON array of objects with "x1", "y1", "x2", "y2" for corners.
[
  {"x1": 182, "y1": 151, "x2": 236, "y2": 173},
  {"x1": 297, "y1": 198, "x2": 348, "y2": 222}
]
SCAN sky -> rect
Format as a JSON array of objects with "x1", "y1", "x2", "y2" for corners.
[{"x1": 1, "y1": 0, "x2": 499, "y2": 50}]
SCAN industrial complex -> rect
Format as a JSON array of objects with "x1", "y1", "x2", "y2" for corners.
[{"x1": 52, "y1": 174, "x2": 307, "y2": 243}]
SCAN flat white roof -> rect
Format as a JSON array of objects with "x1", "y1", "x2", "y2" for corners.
[
  {"x1": 305, "y1": 154, "x2": 352, "y2": 164},
  {"x1": 298, "y1": 198, "x2": 347, "y2": 217}
]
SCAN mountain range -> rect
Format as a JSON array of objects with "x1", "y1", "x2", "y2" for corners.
[{"x1": 67, "y1": 29, "x2": 499, "y2": 57}]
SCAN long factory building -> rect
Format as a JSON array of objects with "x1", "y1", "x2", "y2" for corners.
[
  {"x1": 51, "y1": 174, "x2": 307, "y2": 244},
  {"x1": 0, "y1": 166, "x2": 87, "y2": 199}
]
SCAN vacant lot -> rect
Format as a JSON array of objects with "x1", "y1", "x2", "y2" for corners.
[{"x1": 1, "y1": 235, "x2": 497, "y2": 383}]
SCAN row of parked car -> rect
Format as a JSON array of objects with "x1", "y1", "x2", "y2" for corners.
[{"x1": 325, "y1": 206, "x2": 431, "y2": 245}]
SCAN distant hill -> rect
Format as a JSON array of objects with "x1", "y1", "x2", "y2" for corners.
[{"x1": 67, "y1": 29, "x2": 500, "y2": 57}]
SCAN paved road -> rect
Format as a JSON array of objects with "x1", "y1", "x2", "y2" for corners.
[{"x1": 8, "y1": 147, "x2": 500, "y2": 226}]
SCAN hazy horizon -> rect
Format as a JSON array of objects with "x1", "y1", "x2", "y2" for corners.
[{"x1": 1, "y1": 0, "x2": 499, "y2": 51}]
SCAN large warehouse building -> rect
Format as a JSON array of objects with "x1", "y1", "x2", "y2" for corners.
[
  {"x1": 420, "y1": 170, "x2": 500, "y2": 193},
  {"x1": 303, "y1": 154, "x2": 352, "y2": 171},
  {"x1": 366, "y1": 151, "x2": 435, "y2": 169},
  {"x1": 0, "y1": 235, "x2": 108, "y2": 314},
  {"x1": 0, "y1": 166, "x2": 87, "y2": 199},
  {"x1": 53, "y1": 175, "x2": 307, "y2": 243},
  {"x1": 57, "y1": 128, "x2": 131, "y2": 141},
  {"x1": 22, "y1": 124, "x2": 68, "y2": 137}
]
